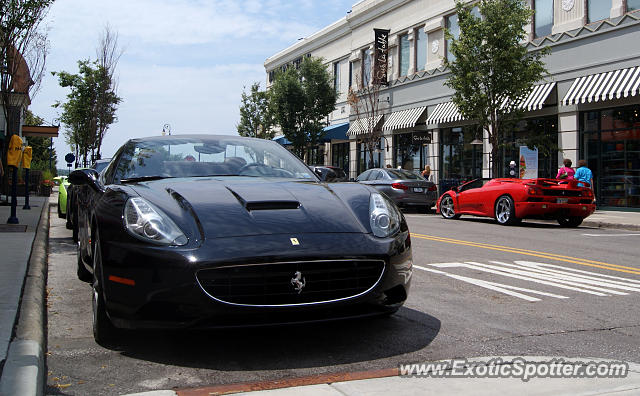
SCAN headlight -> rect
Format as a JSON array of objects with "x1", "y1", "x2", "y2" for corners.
[
  {"x1": 369, "y1": 192, "x2": 401, "y2": 238},
  {"x1": 124, "y1": 197, "x2": 188, "y2": 246}
]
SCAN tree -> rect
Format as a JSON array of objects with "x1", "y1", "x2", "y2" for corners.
[
  {"x1": 237, "y1": 82, "x2": 275, "y2": 139},
  {"x1": 444, "y1": 0, "x2": 549, "y2": 177},
  {"x1": 347, "y1": 73, "x2": 384, "y2": 171},
  {"x1": 269, "y1": 57, "x2": 337, "y2": 159},
  {"x1": 54, "y1": 59, "x2": 121, "y2": 167},
  {"x1": 94, "y1": 25, "x2": 123, "y2": 160}
]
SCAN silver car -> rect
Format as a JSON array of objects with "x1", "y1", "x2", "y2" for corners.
[{"x1": 356, "y1": 168, "x2": 438, "y2": 212}]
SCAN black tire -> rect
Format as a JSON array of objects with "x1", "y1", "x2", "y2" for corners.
[
  {"x1": 495, "y1": 195, "x2": 518, "y2": 225},
  {"x1": 439, "y1": 194, "x2": 461, "y2": 219},
  {"x1": 91, "y1": 229, "x2": 119, "y2": 346},
  {"x1": 65, "y1": 195, "x2": 73, "y2": 229},
  {"x1": 72, "y1": 208, "x2": 78, "y2": 243},
  {"x1": 558, "y1": 216, "x2": 583, "y2": 227},
  {"x1": 77, "y1": 242, "x2": 92, "y2": 282}
]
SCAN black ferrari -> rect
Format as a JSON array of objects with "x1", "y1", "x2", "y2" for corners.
[{"x1": 69, "y1": 135, "x2": 412, "y2": 345}]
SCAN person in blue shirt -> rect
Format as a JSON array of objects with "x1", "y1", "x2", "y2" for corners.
[{"x1": 574, "y1": 159, "x2": 595, "y2": 201}]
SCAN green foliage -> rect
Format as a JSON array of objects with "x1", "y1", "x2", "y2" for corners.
[
  {"x1": 444, "y1": 0, "x2": 550, "y2": 176},
  {"x1": 53, "y1": 60, "x2": 121, "y2": 166},
  {"x1": 269, "y1": 57, "x2": 338, "y2": 158},
  {"x1": 237, "y1": 82, "x2": 275, "y2": 139}
]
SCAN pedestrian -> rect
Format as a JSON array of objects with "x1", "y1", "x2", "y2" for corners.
[
  {"x1": 575, "y1": 159, "x2": 595, "y2": 200},
  {"x1": 386, "y1": 164, "x2": 392, "y2": 168},
  {"x1": 421, "y1": 164, "x2": 431, "y2": 180},
  {"x1": 556, "y1": 158, "x2": 575, "y2": 180}
]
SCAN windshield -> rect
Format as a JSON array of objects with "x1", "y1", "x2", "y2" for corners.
[{"x1": 112, "y1": 136, "x2": 315, "y2": 182}]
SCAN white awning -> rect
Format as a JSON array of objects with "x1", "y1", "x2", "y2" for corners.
[
  {"x1": 562, "y1": 66, "x2": 640, "y2": 106},
  {"x1": 427, "y1": 82, "x2": 556, "y2": 127},
  {"x1": 346, "y1": 115, "x2": 384, "y2": 136},
  {"x1": 516, "y1": 82, "x2": 556, "y2": 111},
  {"x1": 426, "y1": 101, "x2": 464, "y2": 126},
  {"x1": 381, "y1": 106, "x2": 427, "y2": 131}
]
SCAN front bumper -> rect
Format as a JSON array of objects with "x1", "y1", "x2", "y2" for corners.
[
  {"x1": 515, "y1": 201, "x2": 596, "y2": 219},
  {"x1": 100, "y1": 232, "x2": 412, "y2": 329}
]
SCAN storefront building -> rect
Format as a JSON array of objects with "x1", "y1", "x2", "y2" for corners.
[{"x1": 265, "y1": 0, "x2": 640, "y2": 210}]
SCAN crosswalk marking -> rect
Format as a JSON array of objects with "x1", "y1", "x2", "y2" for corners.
[{"x1": 415, "y1": 260, "x2": 640, "y2": 302}]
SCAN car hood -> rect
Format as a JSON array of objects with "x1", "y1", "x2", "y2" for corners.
[{"x1": 130, "y1": 178, "x2": 370, "y2": 238}]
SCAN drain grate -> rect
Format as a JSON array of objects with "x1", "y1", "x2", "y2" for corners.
[{"x1": 0, "y1": 224, "x2": 28, "y2": 232}]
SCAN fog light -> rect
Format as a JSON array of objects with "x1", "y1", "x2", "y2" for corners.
[{"x1": 542, "y1": 204, "x2": 547, "y2": 209}]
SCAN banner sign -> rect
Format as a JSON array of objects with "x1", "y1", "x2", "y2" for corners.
[
  {"x1": 373, "y1": 29, "x2": 390, "y2": 86},
  {"x1": 519, "y1": 146, "x2": 538, "y2": 179},
  {"x1": 412, "y1": 132, "x2": 432, "y2": 145}
]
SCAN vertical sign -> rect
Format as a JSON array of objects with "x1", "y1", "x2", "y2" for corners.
[
  {"x1": 373, "y1": 29, "x2": 390, "y2": 86},
  {"x1": 519, "y1": 146, "x2": 539, "y2": 179}
]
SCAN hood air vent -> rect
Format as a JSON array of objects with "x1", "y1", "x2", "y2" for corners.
[{"x1": 245, "y1": 201, "x2": 300, "y2": 211}]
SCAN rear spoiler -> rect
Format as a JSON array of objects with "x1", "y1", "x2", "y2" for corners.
[{"x1": 525, "y1": 178, "x2": 590, "y2": 188}]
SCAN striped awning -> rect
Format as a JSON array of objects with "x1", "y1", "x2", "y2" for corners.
[
  {"x1": 382, "y1": 106, "x2": 427, "y2": 131},
  {"x1": 346, "y1": 115, "x2": 383, "y2": 136},
  {"x1": 562, "y1": 66, "x2": 640, "y2": 106},
  {"x1": 426, "y1": 101, "x2": 464, "y2": 126},
  {"x1": 515, "y1": 82, "x2": 556, "y2": 111}
]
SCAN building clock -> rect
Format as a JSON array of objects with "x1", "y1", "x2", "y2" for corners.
[{"x1": 562, "y1": 0, "x2": 574, "y2": 12}]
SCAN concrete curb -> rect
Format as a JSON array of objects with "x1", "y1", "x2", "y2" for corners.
[
  {"x1": 0, "y1": 201, "x2": 50, "y2": 396},
  {"x1": 581, "y1": 220, "x2": 640, "y2": 232}
]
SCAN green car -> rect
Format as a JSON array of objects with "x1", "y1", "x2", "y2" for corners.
[{"x1": 55, "y1": 176, "x2": 70, "y2": 218}]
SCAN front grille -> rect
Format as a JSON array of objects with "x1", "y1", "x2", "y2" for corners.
[
  {"x1": 197, "y1": 260, "x2": 386, "y2": 306},
  {"x1": 542, "y1": 189, "x2": 581, "y2": 197}
]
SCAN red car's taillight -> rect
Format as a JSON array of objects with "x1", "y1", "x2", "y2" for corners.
[
  {"x1": 391, "y1": 183, "x2": 409, "y2": 190},
  {"x1": 527, "y1": 186, "x2": 543, "y2": 195},
  {"x1": 581, "y1": 189, "x2": 594, "y2": 197}
]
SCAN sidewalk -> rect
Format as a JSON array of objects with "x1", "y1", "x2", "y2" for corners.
[
  {"x1": 1, "y1": 193, "x2": 640, "y2": 396},
  {"x1": 0, "y1": 193, "x2": 50, "y2": 396}
]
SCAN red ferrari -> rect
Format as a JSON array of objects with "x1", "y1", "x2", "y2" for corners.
[{"x1": 436, "y1": 178, "x2": 596, "y2": 227}]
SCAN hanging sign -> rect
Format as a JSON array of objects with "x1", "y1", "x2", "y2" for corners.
[
  {"x1": 412, "y1": 132, "x2": 432, "y2": 145},
  {"x1": 373, "y1": 29, "x2": 390, "y2": 86}
]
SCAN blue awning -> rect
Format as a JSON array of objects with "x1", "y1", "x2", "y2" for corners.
[
  {"x1": 274, "y1": 136, "x2": 292, "y2": 145},
  {"x1": 321, "y1": 122, "x2": 349, "y2": 142},
  {"x1": 273, "y1": 122, "x2": 349, "y2": 146}
]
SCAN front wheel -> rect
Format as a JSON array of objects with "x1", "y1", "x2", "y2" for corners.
[
  {"x1": 91, "y1": 229, "x2": 120, "y2": 346},
  {"x1": 495, "y1": 195, "x2": 518, "y2": 225},
  {"x1": 440, "y1": 195, "x2": 460, "y2": 219},
  {"x1": 558, "y1": 216, "x2": 583, "y2": 227}
]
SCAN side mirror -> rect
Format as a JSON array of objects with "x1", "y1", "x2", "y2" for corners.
[
  {"x1": 69, "y1": 169, "x2": 103, "y2": 192},
  {"x1": 314, "y1": 168, "x2": 328, "y2": 182}
]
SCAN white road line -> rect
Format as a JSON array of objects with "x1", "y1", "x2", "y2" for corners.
[
  {"x1": 582, "y1": 233, "x2": 640, "y2": 237},
  {"x1": 435, "y1": 261, "x2": 610, "y2": 296},
  {"x1": 414, "y1": 265, "x2": 544, "y2": 302},
  {"x1": 513, "y1": 261, "x2": 640, "y2": 285}
]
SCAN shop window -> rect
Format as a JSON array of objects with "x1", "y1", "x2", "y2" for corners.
[
  {"x1": 440, "y1": 126, "x2": 482, "y2": 184},
  {"x1": 362, "y1": 49, "x2": 372, "y2": 86},
  {"x1": 415, "y1": 28, "x2": 427, "y2": 72},
  {"x1": 581, "y1": 105, "x2": 640, "y2": 209},
  {"x1": 630, "y1": 0, "x2": 640, "y2": 11},
  {"x1": 357, "y1": 139, "x2": 385, "y2": 174},
  {"x1": 446, "y1": 14, "x2": 459, "y2": 63},
  {"x1": 331, "y1": 142, "x2": 349, "y2": 174},
  {"x1": 399, "y1": 33, "x2": 410, "y2": 77},
  {"x1": 588, "y1": 0, "x2": 610, "y2": 23},
  {"x1": 348, "y1": 62, "x2": 353, "y2": 88},
  {"x1": 533, "y1": 0, "x2": 553, "y2": 38}
]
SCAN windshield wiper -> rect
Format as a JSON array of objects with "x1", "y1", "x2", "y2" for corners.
[{"x1": 121, "y1": 175, "x2": 174, "y2": 183}]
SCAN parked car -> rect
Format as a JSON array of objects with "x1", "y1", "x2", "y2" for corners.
[
  {"x1": 69, "y1": 135, "x2": 412, "y2": 345},
  {"x1": 355, "y1": 168, "x2": 438, "y2": 212},
  {"x1": 308, "y1": 165, "x2": 348, "y2": 182},
  {"x1": 66, "y1": 158, "x2": 112, "y2": 241},
  {"x1": 436, "y1": 178, "x2": 596, "y2": 226},
  {"x1": 56, "y1": 176, "x2": 69, "y2": 218}
]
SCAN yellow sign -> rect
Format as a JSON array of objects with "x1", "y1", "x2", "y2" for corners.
[
  {"x1": 7, "y1": 134, "x2": 23, "y2": 168},
  {"x1": 22, "y1": 146, "x2": 32, "y2": 169}
]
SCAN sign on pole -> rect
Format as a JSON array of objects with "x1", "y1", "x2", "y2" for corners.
[{"x1": 519, "y1": 146, "x2": 538, "y2": 179}]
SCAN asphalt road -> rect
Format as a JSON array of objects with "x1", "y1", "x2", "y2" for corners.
[{"x1": 45, "y1": 207, "x2": 640, "y2": 395}]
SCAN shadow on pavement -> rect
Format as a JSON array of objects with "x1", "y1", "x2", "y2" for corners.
[{"x1": 107, "y1": 307, "x2": 440, "y2": 371}]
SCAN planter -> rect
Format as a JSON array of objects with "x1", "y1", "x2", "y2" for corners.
[{"x1": 40, "y1": 185, "x2": 52, "y2": 196}]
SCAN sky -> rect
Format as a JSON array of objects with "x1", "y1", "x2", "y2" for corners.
[{"x1": 29, "y1": 0, "x2": 355, "y2": 168}]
